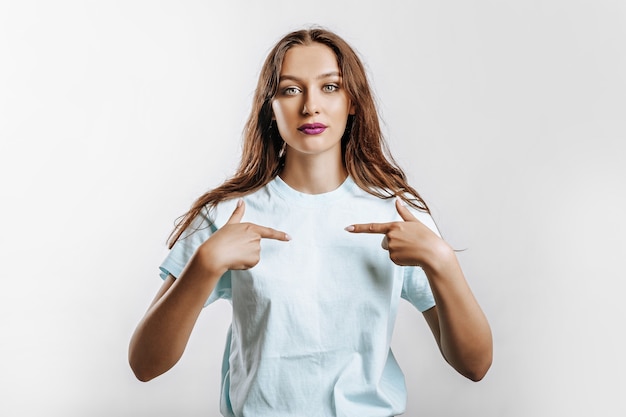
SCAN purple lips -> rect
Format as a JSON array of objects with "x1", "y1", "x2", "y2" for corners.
[{"x1": 298, "y1": 123, "x2": 327, "y2": 135}]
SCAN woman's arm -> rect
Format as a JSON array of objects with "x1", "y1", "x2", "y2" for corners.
[
  {"x1": 128, "y1": 200, "x2": 290, "y2": 381},
  {"x1": 128, "y1": 260, "x2": 222, "y2": 382},
  {"x1": 346, "y1": 198, "x2": 492, "y2": 381},
  {"x1": 419, "y1": 247, "x2": 492, "y2": 381}
]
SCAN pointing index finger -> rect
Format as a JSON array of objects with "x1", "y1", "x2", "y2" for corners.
[
  {"x1": 255, "y1": 225, "x2": 292, "y2": 241},
  {"x1": 345, "y1": 223, "x2": 392, "y2": 234}
]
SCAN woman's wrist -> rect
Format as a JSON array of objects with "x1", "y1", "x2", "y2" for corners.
[
  {"x1": 420, "y1": 239, "x2": 456, "y2": 277},
  {"x1": 188, "y1": 244, "x2": 227, "y2": 282}
]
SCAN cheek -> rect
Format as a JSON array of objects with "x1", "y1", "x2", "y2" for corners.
[
  {"x1": 271, "y1": 101, "x2": 291, "y2": 124},
  {"x1": 271, "y1": 103, "x2": 290, "y2": 138},
  {"x1": 331, "y1": 96, "x2": 352, "y2": 115}
]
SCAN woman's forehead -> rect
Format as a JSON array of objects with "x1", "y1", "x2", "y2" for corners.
[{"x1": 279, "y1": 43, "x2": 341, "y2": 78}]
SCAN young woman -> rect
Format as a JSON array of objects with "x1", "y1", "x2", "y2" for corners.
[{"x1": 129, "y1": 27, "x2": 492, "y2": 416}]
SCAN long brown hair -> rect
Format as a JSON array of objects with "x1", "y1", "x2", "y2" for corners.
[{"x1": 168, "y1": 27, "x2": 429, "y2": 248}]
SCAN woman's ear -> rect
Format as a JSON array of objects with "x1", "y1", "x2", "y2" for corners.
[{"x1": 349, "y1": 102, "x2": 356, "y2": 115}]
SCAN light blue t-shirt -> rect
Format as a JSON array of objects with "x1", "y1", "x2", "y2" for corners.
[{"x1": 159, "y1": 176, "x2": 437, "y2": 417}]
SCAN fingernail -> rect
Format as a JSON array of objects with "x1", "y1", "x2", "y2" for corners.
[
  {"x1": 284, "y1": 233, "x2": 292, "y2": 241},
  {"x1": 237, "y1": 198, "x2": 243, "y2": 207},
  {"x1": 396, "y1": 197, "x2": 406, "y2": 206},
  {"x1": 344, "y1": 225, "x2": 355, "y2": 232}
]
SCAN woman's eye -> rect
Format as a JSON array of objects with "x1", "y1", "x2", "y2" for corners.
[
  {"x1": 283, "y1": 87, "x2": 300, "y2": 95},
  {"x1": 323, "y1": 84, "x2": 339, "y2": 92}
]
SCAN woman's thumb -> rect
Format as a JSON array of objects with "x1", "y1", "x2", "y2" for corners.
[{"x1": 226, "y1": 199, "x2": 245, "y2": 224}]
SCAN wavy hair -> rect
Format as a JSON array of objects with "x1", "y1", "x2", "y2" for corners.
[{"x1": 168, "y1": 28, "x2": 429, "y2": 248}]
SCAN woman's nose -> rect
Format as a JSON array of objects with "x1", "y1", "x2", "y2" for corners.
[{"x1": 302, "y1": 92, "x2": 320, "y2": 115}]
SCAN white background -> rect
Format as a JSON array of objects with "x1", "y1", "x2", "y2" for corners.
[{"x1": 1, "y1": 1, "x2": 625, "y2": 416}]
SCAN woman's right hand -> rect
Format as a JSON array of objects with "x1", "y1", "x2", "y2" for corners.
[
  {"x1": 129, "y1": 199, "x2": 289, "y2": 382},
  {"x1": 195, "y1": 199, "x2": 291, "y2": 276}
]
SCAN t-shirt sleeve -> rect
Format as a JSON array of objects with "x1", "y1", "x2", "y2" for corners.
[
  {"x1": 400, "y1": 207, "x2": 441, "y2": 312},
  {"x1": 401, "y1": 267, "x2": 435, "y2": 312},
  {"x1": 158, "y1": 208, "x2": 232, "y2": 306}
]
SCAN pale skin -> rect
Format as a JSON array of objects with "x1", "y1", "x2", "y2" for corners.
[{"x1": 129, "y1": 43, "x2": 492, "y2": 383}]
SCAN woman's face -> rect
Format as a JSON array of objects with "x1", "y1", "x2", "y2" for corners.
[{"x1": 271, "y1": 43, "x2": 355, "y2": 160}]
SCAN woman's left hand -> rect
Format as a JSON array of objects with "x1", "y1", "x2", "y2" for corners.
[
  {"x1": 346, "y1": 197, "x2": 492, "y2": 382},
  {"x1": 345, "y1": 198, "x2": 451, "y2": 270}
]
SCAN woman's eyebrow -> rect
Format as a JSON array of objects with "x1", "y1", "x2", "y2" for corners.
[{"x1": 278, "y1": 71, "x2": 342, "y2": 82}]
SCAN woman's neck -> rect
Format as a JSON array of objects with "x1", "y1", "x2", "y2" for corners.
[{"x1": 279, "y1": 152, "x2": 347, "y2": 195}]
